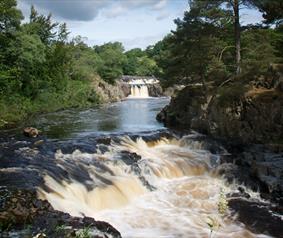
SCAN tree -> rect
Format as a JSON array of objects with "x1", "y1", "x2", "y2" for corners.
[
  {"x1": 95, "y1": 42, "x2": 127, "y2": 83},
  {"x1": 0, "y1": 0, "x2": 23, "y2": 34},
  {"x1": 28, "y1": 5, "x2": 58, "y2": 45},
  {"x1": 161, "y1": 1, "x2": 233, "y2": 88},
  {"x1": 123, "y1": 48, "x2": 159, "y2": 76},
  {"x1": 123, "y1": 48, "x2": 145, "y2": 75},
  {"x1": 57, "y1": 23, "x2": 70, "y2": 43},
  {"x1": 0, "y1": 0, "x2": 23, "y2": 62},
  {"x1": 8, "y1": 32, "x2": 46, "y2": 97},
  {"x1": 241, "y1": 28, "x2": 278, "y2": 75},
  {"x1": 69, "y1": 42, "x2": 103, "y2": 81},
  {"x1": 146, "y1": 35, "x2": 172, "y2": 78},
  {"x1": 252, "y1": 0, "x2": 283, "y2": 25}
]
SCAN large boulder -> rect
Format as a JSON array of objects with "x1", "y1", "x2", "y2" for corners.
[
  {"x1": 207, "y1": 87, "x2": 283, "y2": 144},
  {"x1": 92, "y1": 77, "x2": 130, "y2": 103},
  {"x1": 157, "y1": 84, "x2": 208, "y2": 132},
  {"x1": 0, "y1": 188, "x2": 121, "y2": 238},
  {"x1": 157, "y1": 68, "x2": 283, "y2": 144},
  {"x1": 148, "y1": 84, "x2": 163, "y2": 97}
]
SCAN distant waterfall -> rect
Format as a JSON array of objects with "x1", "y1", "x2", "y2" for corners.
[{"x1": 129, "y1": 85, "x2": 149, "y2": 98}]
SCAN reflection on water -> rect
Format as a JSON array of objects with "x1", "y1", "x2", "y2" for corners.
[{"x1": 29, "y1": 97, "x2": 169, "y2": 139}]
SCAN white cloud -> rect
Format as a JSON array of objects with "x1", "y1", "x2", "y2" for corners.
[
  {"x1": 103, "y1": 5, "x2": 127, "y2": 18},
  {"x1": 152, "y1": 0, "x2": 167, "y2": 10},
  {"x1": 22, "y1": 0, "x2": 254, "y2": 50},
  {"x1": 20, "y1": 0, "x2": 168, "y2": 21}
]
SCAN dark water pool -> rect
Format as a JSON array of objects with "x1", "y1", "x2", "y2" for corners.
[{"x1": 25, "y1": 97, "x2": 170, "y2": 139}]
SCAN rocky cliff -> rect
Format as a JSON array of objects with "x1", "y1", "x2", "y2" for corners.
[
  {"x1": 148, "y1": 84, "x2": 163, "y2": 97},
  {"x1": 92, "y1": 78, "x2": 131, "y2": 103},
  {"x1": 157, "y1": 66, "x2": 283, "y2": 144}
]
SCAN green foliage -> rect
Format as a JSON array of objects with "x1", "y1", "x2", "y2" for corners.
[
  {"x1": 70, "y1": 45, "x2": 102, "y2": 81},
  {"x1": 241, "y1": 29, "x2": 278, "y2": 75},
  {"x1": 0, "y1": 3, "x2": 101, "y2": 127},
  {"x1": 95, "y1": 42, "x2": 126, "y2": 84},
  {"x1": 157, "y1": 0, "x2": 282, "y2": 89},
  {"x1": 55, "y1": 224, "x2": 66, "y2": 236},
  {"x1": 123, "y1": 48, "x2": 159, "y2": 76},
  {"x1": 217, "y1": 82, "x2": 249, "y2": 106},
  {"x1": 159, "y1": 1, "x2": 233, "y2": 87},
  {"x1": 252, "y1": 0, "x2": 283, "y2": 25},
  {"x1": 7, "y1": 32, "x2": 46, "y2": 97},
  {"x1": 28, "y1": 5, "x2": 58, "y2": 45},
  {"x1": 76, "y1": 226, "x2": 92, "y2": 238},
  {"x1": 0, "y1": 0, "x2": 23, "y2": 34}
]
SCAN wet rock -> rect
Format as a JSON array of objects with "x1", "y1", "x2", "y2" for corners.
[
  {"x1": 229, "y1": 198, "x2": 283, "y2": 238},
  {"x1": 156, "y1": 85, "x2": 207, "y2": 131},
  {"x1": 120, "y1": 151, "x2": 141, "y2": 165},
  {"x1": 33, "y1": 140, "x2": 44, "y2": 147},
  {"x1": 148, "y1": 84, "x2": 163, "y2": 97},
  {"x1": 23, "y1": 127, "x2": 39, "y2": 138},
  {"x1": 96, "y1": 137, "x2": 112, "y2": 145},
  {"x1": 163, "y1": 85, "x2": 185, "y2": 97},
  {"x1": 219, "y1": 145, "x2": 283, "y2": 205},
  {"x1": 0, "y1": 189, "x2": 122, "y2": 238}
]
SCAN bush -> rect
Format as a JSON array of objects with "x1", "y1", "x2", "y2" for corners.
[
  {"x1": 0, "y1": 80, "x2": 100, "y2": 128},
  {"x1": 217, "y1": 82, "x2": 249, "y2": 106}
]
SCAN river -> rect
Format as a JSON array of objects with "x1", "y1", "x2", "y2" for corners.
[{"x1": 0, "y1": 98, "x2": 275, "y2": 237}]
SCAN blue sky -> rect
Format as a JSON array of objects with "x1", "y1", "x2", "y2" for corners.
[{"x1": 18, "y1": 0, "x2": 263, "y2": 50}]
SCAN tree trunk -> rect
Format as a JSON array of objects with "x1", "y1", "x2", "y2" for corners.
[{"x1": 233, "y1": 0, "x2": 241, "y2": 74}]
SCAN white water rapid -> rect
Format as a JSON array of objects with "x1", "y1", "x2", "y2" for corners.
[{"x1": 38, "y1": 135, "x2": 270, "y2": 238}]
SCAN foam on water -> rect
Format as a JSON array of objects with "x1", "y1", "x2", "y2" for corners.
[{"x1": 38, "y1": 135, "x2": 271, "y2": 238}]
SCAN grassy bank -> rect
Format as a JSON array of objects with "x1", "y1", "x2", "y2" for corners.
[{"x1": 0, "y1": 80, "x2": 100, "y2": 128}]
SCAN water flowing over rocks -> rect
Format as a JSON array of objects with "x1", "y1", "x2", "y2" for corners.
[
  {"x1": 121, "y1": 75, "x2": 164, "y2": 98},
  {"x1": 0, "y1": 129, "x2": 282, "y2": 237},
  {"x1": 1, "y1": 95, "x2": 283, "y2": 238}
]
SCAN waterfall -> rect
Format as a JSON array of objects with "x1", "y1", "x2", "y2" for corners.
[{"x1": 129, "y1": 85, "x2": 149, "y2": 98}]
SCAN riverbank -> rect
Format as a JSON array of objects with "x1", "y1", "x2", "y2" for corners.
[{"x1": 0, "y1": 77, "x2": 130, "y2": 130}]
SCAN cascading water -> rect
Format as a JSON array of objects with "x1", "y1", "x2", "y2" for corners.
[
  {"x1": 38, "y1": 135, "x2": 270, "y2": 238},
  {"x1": 129, "y1": 85, "x2": 149, "y2": 98}
]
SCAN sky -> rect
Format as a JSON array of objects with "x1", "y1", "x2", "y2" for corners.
[{"x1": 18, "y1": 0, "x2": 263, "y2": 50}]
